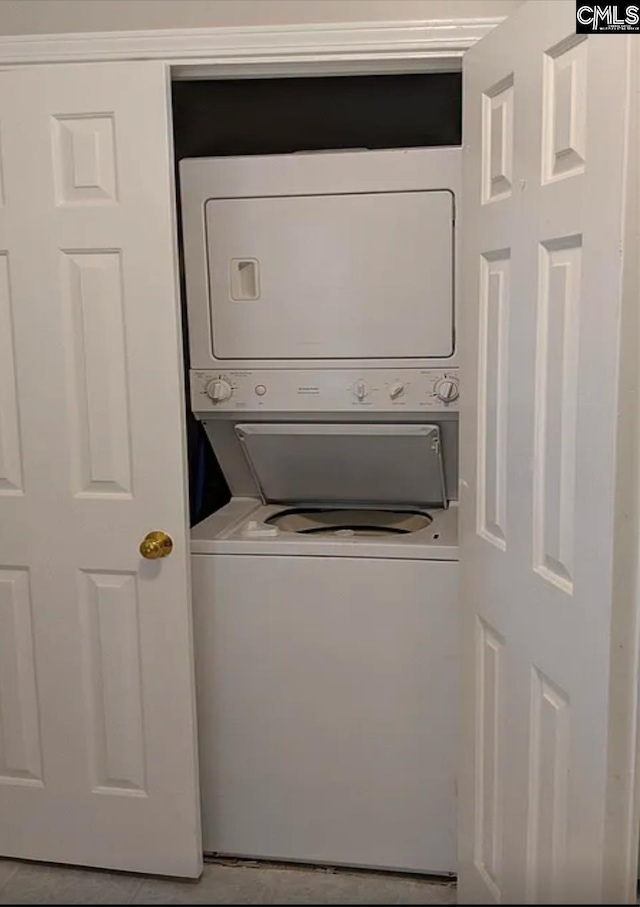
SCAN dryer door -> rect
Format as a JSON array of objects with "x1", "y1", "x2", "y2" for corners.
[
  {"x1": 234, "y1": 423, "x2": 446, "y2": 508},
  {"x1": 205, "y1": 190, "x2": 453, "y2": 361}
]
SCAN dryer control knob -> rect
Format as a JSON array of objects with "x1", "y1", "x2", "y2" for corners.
[
  {"x1": 434, "y1": 377, "x2": 459, "y2": 404},
  {"x1": 389, "y1": 381, "x2": 406, "y2": 400},
  {"x1": 354, "y1": 381, "x2": 369, "y2": 401},
  {"x1": 205, "y1": 378, "x2": 233, "y2": 403}
]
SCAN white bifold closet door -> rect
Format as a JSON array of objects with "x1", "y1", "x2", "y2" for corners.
[
  {"x1": 458, "y1": 1, "x2": 639, "y2": 903},
  {"x1": 0, "y1": 62, "x2": 201, "y2": 878}
]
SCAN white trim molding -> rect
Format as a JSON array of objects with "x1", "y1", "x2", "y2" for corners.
[{"x1": 0, "y1": 18, "x2": 502, "y2": 74}]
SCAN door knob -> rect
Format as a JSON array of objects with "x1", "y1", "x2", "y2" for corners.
[{"x1": 139, "y1": 530, "x2": 173, "y2": 560}]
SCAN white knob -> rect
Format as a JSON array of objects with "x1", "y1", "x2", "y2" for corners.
[
  {"x1": 434, "y1": 377, "x2": 459, "y2": 403},
  {"x1": 389, "y1": 381, "x2": 405, "y2": 400},
  {"x1": 354, "y1": 381, "x2": 369, "y2": 401},
  {"x1": 255, "y1": 384, "x2": 267, "y2": 396},
  {"x1": 205, "y1": 378, "x2": 233, "y2": 403}
]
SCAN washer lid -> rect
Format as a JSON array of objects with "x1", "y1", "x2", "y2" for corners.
[{"x1": 234, "y1": 423, "x2": 446, "y2": 508}]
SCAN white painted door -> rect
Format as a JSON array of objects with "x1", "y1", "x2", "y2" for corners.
[
  {"x1": 459, "y1": 1, "x2": 637, "y2": 902},
  {"x1": 0, "y1": 63, "x2": 201, "y2": 877}
]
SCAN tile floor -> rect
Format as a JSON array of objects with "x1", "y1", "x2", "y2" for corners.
[{"x1": 0, "y1": 858, "x2": 456, "y2": 905}]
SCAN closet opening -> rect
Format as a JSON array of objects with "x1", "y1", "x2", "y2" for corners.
[{"x1": 170, "y1": 71, "x2": 462, "y2": 526}]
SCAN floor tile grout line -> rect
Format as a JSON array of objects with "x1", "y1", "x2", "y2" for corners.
[
  {"x1": 0, "y1": 863, "x2": 19, "y2": 895},
  {"x1": 126, "y1": 875, "x2": 146, "y2": 904}
]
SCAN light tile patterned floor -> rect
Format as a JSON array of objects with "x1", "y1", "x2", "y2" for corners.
[{"x1": 0, "y1": 858, "x2": 456, "y2": 905}]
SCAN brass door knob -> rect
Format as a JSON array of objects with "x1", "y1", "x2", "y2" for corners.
[{"x1": 139, "y1": 531, "x2": 173, "y2": 560}]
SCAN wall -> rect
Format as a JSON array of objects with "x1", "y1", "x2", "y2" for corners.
[{"x1": 0, "y1": 0, "x2": 525, "y2": 35}]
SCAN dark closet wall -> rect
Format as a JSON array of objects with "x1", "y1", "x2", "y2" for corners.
[
  {"x1": 172, "y1": 73, "x2": 461, "y2": 159},
  {"x1": 172, "y1": 72, "x2": 462, "y2": 526}
]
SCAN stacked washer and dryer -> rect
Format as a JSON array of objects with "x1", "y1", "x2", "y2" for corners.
[{"x1": 181, "y1": 147, "x2": 461, "y2": 875}]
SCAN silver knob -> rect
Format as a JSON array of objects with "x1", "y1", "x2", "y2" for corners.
[
  {"x1": 205, "y1": 378, "x2": 233, "y2": 403},
  {"x1": 434, "y1": 378, "x2": 459, "y2": 403}
]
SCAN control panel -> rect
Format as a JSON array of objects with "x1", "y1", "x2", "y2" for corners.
[{"x1": 191, "y1": 369, "x2": 459, "y2": 414}]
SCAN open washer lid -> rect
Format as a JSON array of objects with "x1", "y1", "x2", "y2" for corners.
[{"x1": 234, "y1": 423, "x2": 446, "y2": 508}]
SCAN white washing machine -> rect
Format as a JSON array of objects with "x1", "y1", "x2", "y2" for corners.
[
  {"x1": 191, "y1": 416, "x2": 459, "y2": 874},
  {"x1": 181, "y1": 148, "x2": 461, "y2": 874}
]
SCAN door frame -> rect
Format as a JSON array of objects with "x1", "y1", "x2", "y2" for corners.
[
  {"x1": 0, "y1": 16, "x2": 501, "y2": 76},
  {"x1": 2, "y1": 9, "x2": 639, "y2": 899}
]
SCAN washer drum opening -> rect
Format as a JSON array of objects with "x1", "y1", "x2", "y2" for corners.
[{"x1": 266, "y1": 508, "x2": 432, "y2": 536}]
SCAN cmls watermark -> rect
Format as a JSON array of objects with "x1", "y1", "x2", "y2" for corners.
[{"x1": 576, "y1": 2, "x2": 640, "y2": 31}]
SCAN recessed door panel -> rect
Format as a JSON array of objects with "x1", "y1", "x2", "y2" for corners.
[
  {"x1": 0, "y1": 568, "x2": 42, "y2": 785},
  {"x1": 206, "y1": 190, "x2": 453, "y2": 360}
]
